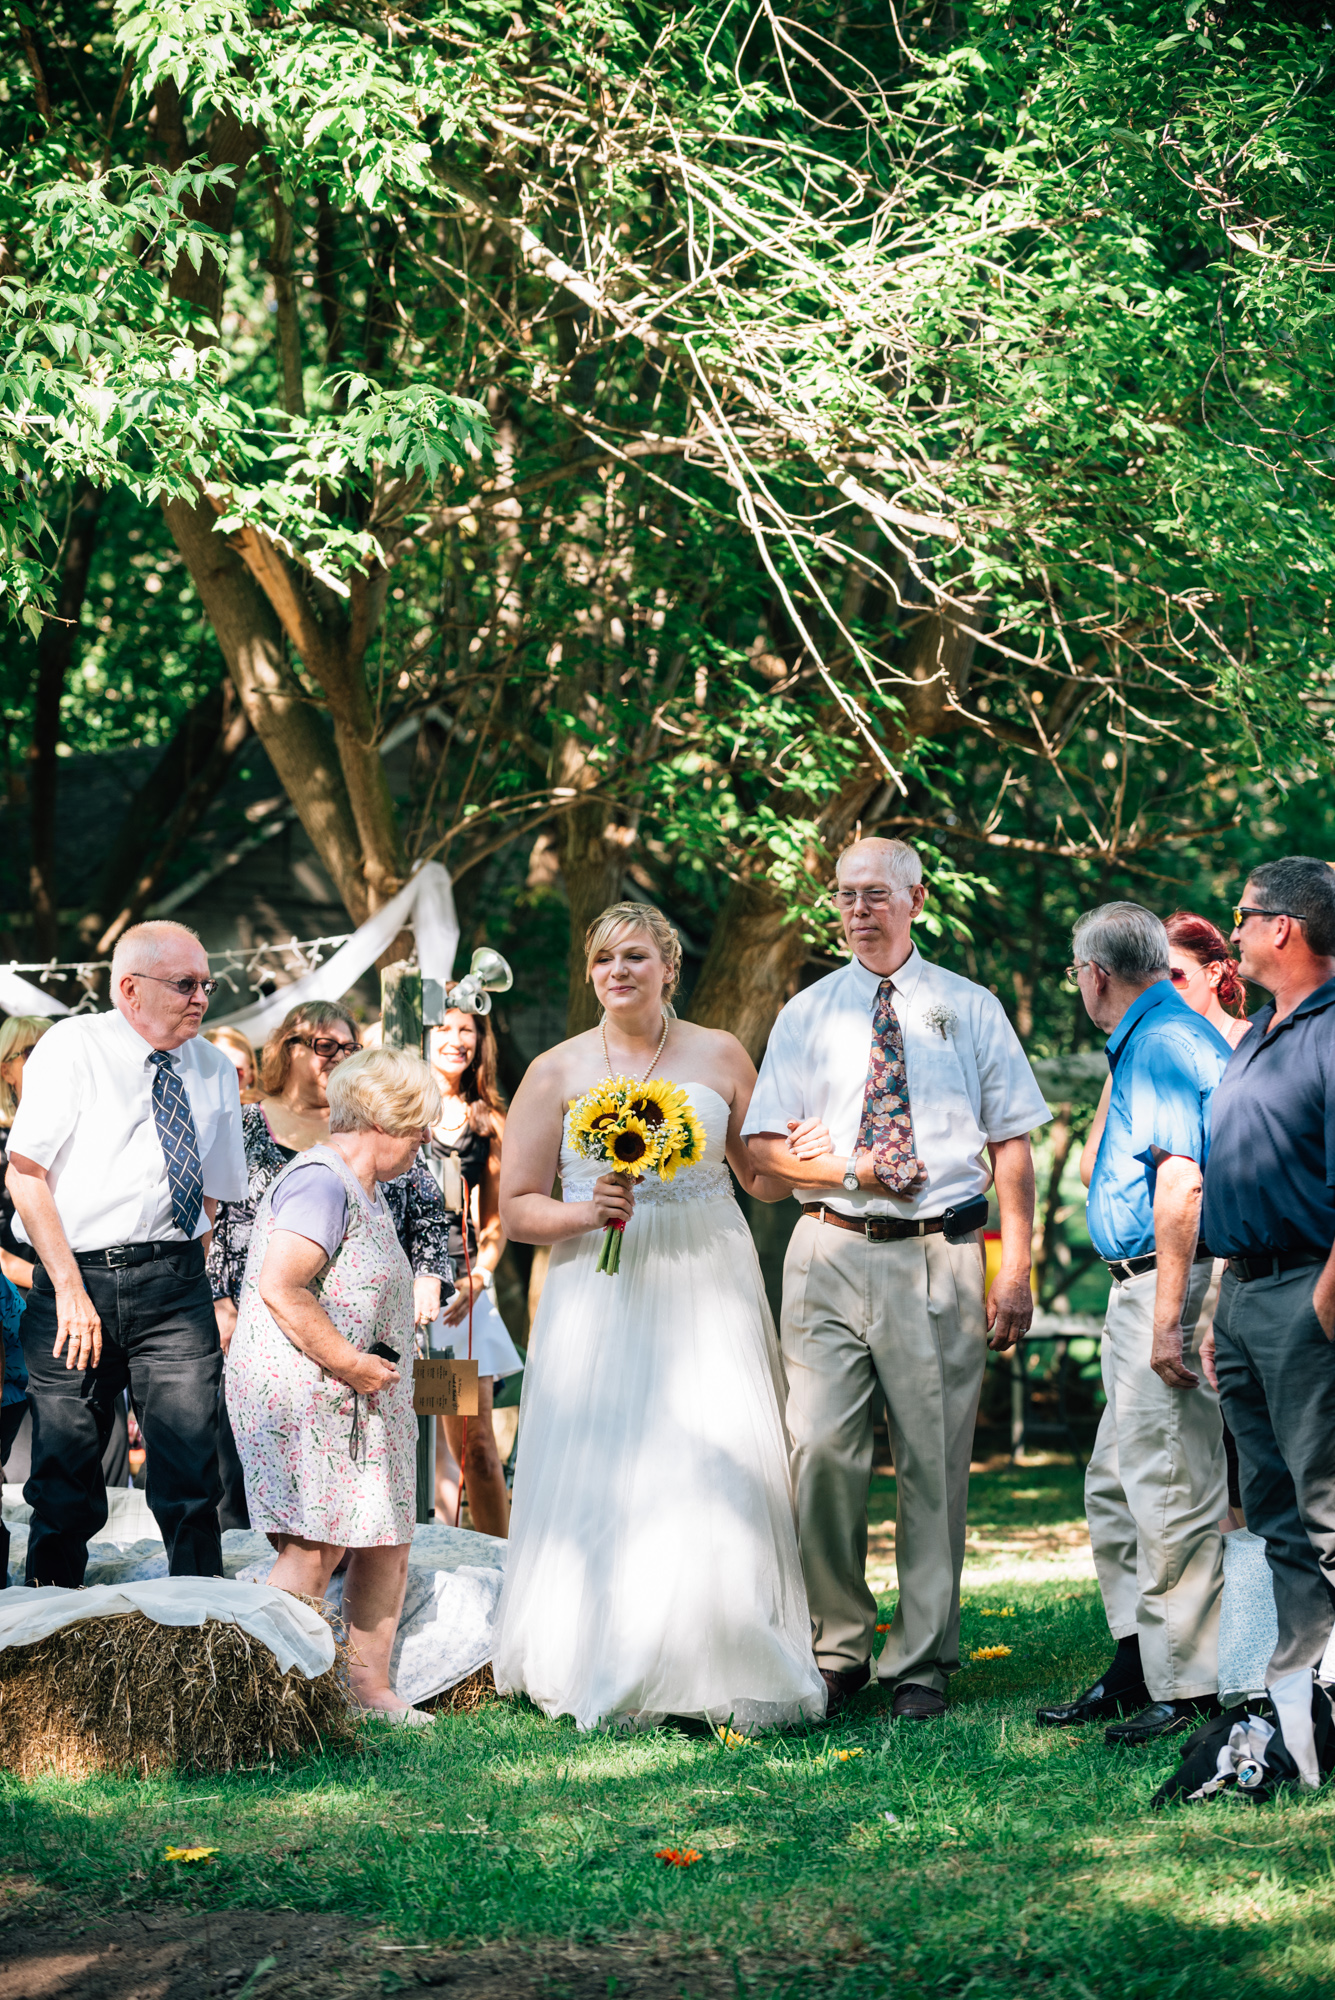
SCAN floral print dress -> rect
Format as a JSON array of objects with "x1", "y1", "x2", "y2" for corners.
[
  {"x1": 226, "y1": 1145, "x2": 418, "y2": 1547},
  {"x1": 209, "y1": 1103, "x2": 451, "y2": 1302}
]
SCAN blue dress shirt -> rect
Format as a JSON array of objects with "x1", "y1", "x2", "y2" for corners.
[{"x1": 1086, "y1": 981, "x2": 1233, "y2": 1263}]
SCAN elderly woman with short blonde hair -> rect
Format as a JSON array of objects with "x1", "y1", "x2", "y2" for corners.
[{"x1": 226, "y1": 1046, "x2": 442, "y2": 1723}]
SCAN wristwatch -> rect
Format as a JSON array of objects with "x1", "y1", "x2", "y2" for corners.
[{"x1": 842, "y1": 1160, "x2": 861, "y2": 1195}]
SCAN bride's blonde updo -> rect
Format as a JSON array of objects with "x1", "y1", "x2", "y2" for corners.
[{"x1": 584, "y1": 901, "x2": 682, "y2": 1001}]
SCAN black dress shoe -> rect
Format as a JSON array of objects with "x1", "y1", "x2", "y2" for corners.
[
  {"x1": 819, "y1": 1661, "x2": 870, "y2": 1720},
  {"x1": 1035, "y1": 1678, "x2": 1151, "y2": 1728},
  {"x1": 892, "y1": 1683, "x2": 946, "y2": 1720},
  {"x1": 1104, "y1": 1696, "x2": 1221, "y2": 1745}
]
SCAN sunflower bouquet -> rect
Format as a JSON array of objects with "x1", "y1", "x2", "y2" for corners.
[{"x1": 567, "y1": 1075, "x2": 708, "y2": 1274}]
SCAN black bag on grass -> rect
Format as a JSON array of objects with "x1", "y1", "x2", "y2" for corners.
[{"x1": 1151, "y1": 1685, "x2": 1335, "y2": 1809}]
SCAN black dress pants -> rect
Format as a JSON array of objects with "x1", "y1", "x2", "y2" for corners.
[{"x1": 22, "y1": 1243, "x2": 223, "y2": 1586}]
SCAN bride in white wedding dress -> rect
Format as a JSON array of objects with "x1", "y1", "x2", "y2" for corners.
[{"x1": 494, "y1": 901, "x2": 828, "y2": 1733}]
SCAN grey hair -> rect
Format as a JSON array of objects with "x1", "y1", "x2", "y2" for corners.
[
  {"x1": 1072, "y1": 902, "x2": 1170, "y2": 983},
  {"x1": 110, "y1": 920, "x2": 205, "y2": 986},
  {"x1": 835, "y1": 837, "x2": 923, "y2": 890},
  {"x1": 1246, "y1": 856, "x2": 1335, "y2": 957}
]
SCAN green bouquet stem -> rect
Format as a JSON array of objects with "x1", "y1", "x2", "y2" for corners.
[{"x1": 597, "y1": 1219, "x2": 627, "y2": 1276}]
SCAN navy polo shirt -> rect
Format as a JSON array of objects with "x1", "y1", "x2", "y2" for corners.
[
  {"x1": 1086, "y1": 981, "x2": 1232, "y2": 1263},
  {"x1": 1202, "y1": 976, "x2": 1335, "y2": 1258}
]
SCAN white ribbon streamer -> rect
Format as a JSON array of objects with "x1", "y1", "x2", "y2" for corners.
[
  {"x1": 0, "y1": 969, "x2": 72, "y2": 1019},
  {"x1": 208, "y1": 861, "x2": 459, "y2": 1043}
]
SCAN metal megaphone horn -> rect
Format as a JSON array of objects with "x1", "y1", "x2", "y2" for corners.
[{"x1": 447, "y1": 946, "x2": 514, "y2": 1017}]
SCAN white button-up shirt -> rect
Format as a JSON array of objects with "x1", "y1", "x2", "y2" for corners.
[
  {"x1": 743, "y1": 946, "x2": 1050, "y2": 1218},
  {"x1": 7, "y1": 1009, "x2": 247, "y2": 1253}
]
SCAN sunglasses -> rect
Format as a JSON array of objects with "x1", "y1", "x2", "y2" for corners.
[
  {"x1": 1233, "y1": 906, "x2": 1306, "y2": 929},
  {"x1": 129, "y1": 972, "x2": 221, "y2": 998},
  {"x1": 287, "y1": 1033, "x2": 356, "y2": 1062}
]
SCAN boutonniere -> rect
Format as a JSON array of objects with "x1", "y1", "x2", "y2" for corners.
[{"x1": 923, "y1": 1004, "x2": 958, "y2": 1041}]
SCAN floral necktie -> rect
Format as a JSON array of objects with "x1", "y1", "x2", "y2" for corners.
[
  {"x1": 149, "y1": 1049, "x2": 204, "y2": 1237},
  {"x1": 856, "y1": 979, "x2": 926, "y2": 1193}
]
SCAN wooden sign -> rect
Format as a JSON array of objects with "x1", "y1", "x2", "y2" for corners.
[{"x1": 413, "y1": 1356, "x2": 479, "y2": 1417}]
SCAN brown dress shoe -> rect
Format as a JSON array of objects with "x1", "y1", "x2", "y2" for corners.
[
  {"x1": 892, "y1": 1683, "x2": 947, "y2": 1720},
  {"x1": 819, "y1": 1661, "x2": 870, "y2": 1719}
]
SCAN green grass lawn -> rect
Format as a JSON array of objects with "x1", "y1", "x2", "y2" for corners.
[{"x1": 5, "y1": 1467, "x2": 1335, "y2": 1997}]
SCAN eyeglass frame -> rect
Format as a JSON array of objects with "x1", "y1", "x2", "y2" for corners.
[
  {"x1": 830, "y1": 887, "x2": 898, "y2": 910},
  {"x1": 1233, "y1": 905, "x2": 1306, "y2": 929},
  {"x1": 286, "y1": 1032, "x2": 357, "y2": 1063},
  {"x1": 1064, "y1": 959, "x2": 1093, "y2": 983},
  {"x1": 127, "y1": 971, "x2": 222, "y2": 998}
]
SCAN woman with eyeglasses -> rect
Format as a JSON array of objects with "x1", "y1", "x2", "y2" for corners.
[{"x1": 207, "y1": 1001, "x2": 452, "y2": 1526}]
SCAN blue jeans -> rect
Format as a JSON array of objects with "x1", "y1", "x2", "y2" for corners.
[{"x1": 22, "y1": 1243, "x2": 222, "y2": 1586}]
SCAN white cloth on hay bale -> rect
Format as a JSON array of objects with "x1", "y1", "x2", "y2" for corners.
[
  {"x1": 1, "y1": 1490, "x2": 506, "y2": 1706},
  {"x1": 0, "y1": 1577, "x2": 334, "y2": 1678}
]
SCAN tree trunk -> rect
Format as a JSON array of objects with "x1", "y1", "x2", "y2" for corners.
[
  {"x1": 557, "y1": 800, "x2": 630, "y2": 1034},
  {"x1": 28, "y1": 481, "x2": 102, "y2": 957},
  {"x1": 161, "y1": 495, "x2": 370, "y2": 921},
  {"x1": 687, "y1": 879, "x2": 810, "y2": 1064},
  {"x1": 689, "y1": 766, "x2": 883, "y2": 1057}
]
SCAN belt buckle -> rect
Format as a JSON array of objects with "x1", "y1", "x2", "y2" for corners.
[
  {"x1": 865, "y1": 1217, "x2": 894, "y2": 1243},
  {"x1": 104, "y1": 1245, "x2": 130, "y2": 1269}
]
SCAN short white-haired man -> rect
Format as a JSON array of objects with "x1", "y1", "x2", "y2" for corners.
[
  {"x1": 745, "y1": 838, "x2": 1050, "y2": 1719},
  {"x1": 7, "y1": 921, "x2": 246, "y2": 1584},
  {"x1": 1037, "y1": 902, "x2": 1231, "y2": 1745}
]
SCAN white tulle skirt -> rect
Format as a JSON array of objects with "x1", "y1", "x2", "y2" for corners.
[{"x1": 491, "y1": 1190, "x2": 826, "y2": 1732}]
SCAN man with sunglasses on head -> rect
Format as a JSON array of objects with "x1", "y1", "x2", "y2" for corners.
[
  {"x1": 1201, "y1": 859, "x2": 1335, "y2": 1768},
  {"x1": 6, "y1": 921, "x2": 245, "y2": 1585}
]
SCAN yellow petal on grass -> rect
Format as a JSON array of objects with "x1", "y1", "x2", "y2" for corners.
[
  {"x1": 718, "y1": 1728, "x2": 748, "y2": 1748},
  {"x1": 969, "y1": 1645, "x2": 1012, "y2": 1662},
  {"x1": 831, "y1": 1748, "x2": 864, "y2": 1761},
  {"x1": 165, "y1": 1845, "x2": 219, "y2": 1863}
]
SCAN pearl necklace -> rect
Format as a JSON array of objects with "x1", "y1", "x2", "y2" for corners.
[{"x1": 601, "y1": 1012, "x2": 669, "y2": 1085}]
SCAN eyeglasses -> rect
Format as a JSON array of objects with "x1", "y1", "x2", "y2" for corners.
[
  {"x1": 129, "y1": 972, "x2": 221, "y2": 998},
  {"x1": 1233, "y1": 905, "x2": 1305, "y2": 929},
  {"x1": 287, "y1": 1034, "x2": 356, "y2": 1063},
  {"x1": 832, "y1": 888, "x2": 895, "y2": 910},
  {"x1": 1168, "y1": 966, "x2": 1200, "y2": 984},
  {"x1": 1064, "y1": 961, "x2": 1091, "y2": 982}
]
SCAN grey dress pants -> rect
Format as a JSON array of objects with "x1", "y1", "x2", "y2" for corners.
[{"x1": 1214, "y1": 1262, "x2": 1335, "y2": 1682}]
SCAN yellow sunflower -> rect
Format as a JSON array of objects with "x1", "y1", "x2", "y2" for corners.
[
  {"x1": 628, "y1": 1077, "x2": 691, "y2": 1133},
  {"x1": 657, "y1": 1107, "x2": 707, "y2": 1182},
  {"x1": 567, "y1": 1079, "x2": 627, "y2": 1158},
  {"x1": 608, "y1": 1115, "x2": 654, "y2": 1175}
]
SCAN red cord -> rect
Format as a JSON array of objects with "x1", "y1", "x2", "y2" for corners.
[{"x1": 454, "y1": 1202, "x2": 475, "y2": 1528}]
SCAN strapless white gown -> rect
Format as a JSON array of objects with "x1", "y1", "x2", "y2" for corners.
[{"x1": 491, "y1": 1083, "x2": 826, "y2": 1732}]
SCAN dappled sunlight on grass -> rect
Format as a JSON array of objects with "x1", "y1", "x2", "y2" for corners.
[{"x1": 6, "y1": 1463, "x2": 1335, "y2": 1994}]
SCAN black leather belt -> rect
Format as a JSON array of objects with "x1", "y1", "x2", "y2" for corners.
[
  {"x1": 1226, "y1": 1250, "x2": 1325, "y2": 1285},
  {"x1": 74, "y1": 1240, "x2": 195, "y2": 1270},
  {"x1": 801, "y1": 1206, "x2": 945, "y2": 1242},
  {"x1": 1105, "y1": 1246, "x2": 1214, "y2": 1285}
]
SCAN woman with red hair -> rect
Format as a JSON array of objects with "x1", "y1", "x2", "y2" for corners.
[{"x1": 1163, "y1": 911, "x2": 1251, "y2": 1049}]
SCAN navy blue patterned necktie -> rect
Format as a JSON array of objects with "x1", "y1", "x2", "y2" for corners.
[{"x1": 149, "y1": 1049, "x2": 203, "y2": 1237}]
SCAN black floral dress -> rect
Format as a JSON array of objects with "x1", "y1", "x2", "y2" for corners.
[{"x1": 208, "y1": 1104, "x2": 452, "y2": 1302}]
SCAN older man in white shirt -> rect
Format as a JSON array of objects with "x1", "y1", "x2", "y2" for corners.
[
  {"x1": 7, "y1": 920, "x2": 245, "y2": 1585},
  {"x1": 745, "y1": 839, "x2": 1049, "y2": 1719}
]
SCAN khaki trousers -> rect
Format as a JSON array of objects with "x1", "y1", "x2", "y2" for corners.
[
  {"x1": 780, "y1": 1215, "x2": 987, "y2": 1694},
  {"x1": 1084, "y1": 1261, "x2": 1225, "y2": 1700}
]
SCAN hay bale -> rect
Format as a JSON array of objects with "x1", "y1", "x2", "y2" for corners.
[
  {"x1": 426, "y1": 1662, "x2": 497, "y2": 1714},
  {"x1": 0, "y1": 1609, "x2": 358, "y2": 1780}
]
